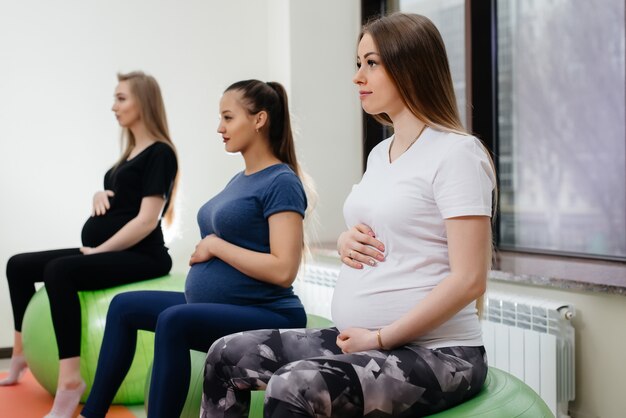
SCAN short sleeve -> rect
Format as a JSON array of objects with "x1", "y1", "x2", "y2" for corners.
[
  {"x1": 262, "y1": 172, "x2": 307, "y2": 219},
  {"x1": 142, "y1": 143, "x2": 178, "y2": 199},
  {"x1": 433, "y1": 137, "x2": 495, "y2": 219},
  {"x1": 103, "y1": 167, "x2": 114, "y2": 189}
]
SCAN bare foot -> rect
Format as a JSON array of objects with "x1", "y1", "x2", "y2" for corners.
[
  {"x1": 0, "y1": 355, "x2": 27, "y2": 386},
  {"x1": 43, "y1": 381, "x2": 86, "y2": 418}
]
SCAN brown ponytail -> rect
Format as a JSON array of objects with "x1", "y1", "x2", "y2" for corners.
[
  {"x1": 265, "y1": 81, "x2": 300, "y2": 177},
  {"x1": 224, "y1": 80, "x2": 318, "y2": 260},
  {"x1": 224, "y1": 80, "x2": 300, "y2": 176}
]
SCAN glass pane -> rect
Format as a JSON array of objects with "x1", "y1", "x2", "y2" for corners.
[
  {"x1": 497, "y1": 0, "x2": 626, "y2": 258},
  {"x1": 400, "y1": 0, "x2": 467, "y2": 127}
]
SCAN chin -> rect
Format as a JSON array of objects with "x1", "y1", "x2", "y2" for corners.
[
  {"x1": 361, "y1": 103, "x2": 381, "y2": 115},
  {"x1": 224, "y1": 144, "x2": 239, "y2": 154}
]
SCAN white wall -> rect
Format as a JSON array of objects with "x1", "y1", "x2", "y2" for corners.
[
  {"x1": 0, "y1": 0, "x2": 362, "y2": 348},
  {"x1": 288, "y1": 1, "x2": 364, "y2": 243}
]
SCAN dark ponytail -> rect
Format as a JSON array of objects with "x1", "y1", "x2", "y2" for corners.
[{"x1": 224, "y1": 80, "x2": 300, "y2": 177}]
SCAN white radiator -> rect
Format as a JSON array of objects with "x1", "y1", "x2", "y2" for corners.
[
  {"x1": 293, "y1": 262, "x2": 338, "y2": 320},
  {"x1": 294, "y1": 263, "x2": 576, "y2": 418},
  {"x1": 483, "y1": 291, "x2": 575, "y2": 418}
]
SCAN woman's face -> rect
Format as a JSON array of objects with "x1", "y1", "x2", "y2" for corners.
[
  {"x1": 353, "y1": 33, "x2": 404, "y2": 118},
  {"x1": 217, "y1": 90, "x2": 258, "y2": 154},
  {"x1": 112, "y1": 81, "x2": 141, "y2": 129}
]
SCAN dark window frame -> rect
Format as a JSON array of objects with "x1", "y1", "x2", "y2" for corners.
[{"x1": 361, "y1": 0, "x2": 394, "y2": 171}]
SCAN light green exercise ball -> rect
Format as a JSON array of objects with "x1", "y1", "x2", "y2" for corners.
[
  {"x1": 426, "y1": 367, "x2": 554, "y2": 417},
  {"x1": 21, "y1": 274, "x2": 185, "y2": 404},
  {"x1": 144, "y1": 349, "x2": 206, "y2": 418}
]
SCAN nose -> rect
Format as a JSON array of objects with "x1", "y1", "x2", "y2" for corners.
[
  {"x1": 111, "y1": 102, "x2": 118, "y2": 112},
  {"x1": 217, "y1": 122, "x2": 225, "y2": 134},
  {"x1": 353, "y1": 66, "x2": 366, "y2": 86}
]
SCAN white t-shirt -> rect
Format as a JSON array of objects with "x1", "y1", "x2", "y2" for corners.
[{"x1": 331, "y1": 127, "x2": 495, "y2": 349}]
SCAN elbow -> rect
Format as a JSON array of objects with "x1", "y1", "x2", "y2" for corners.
[
  {"x1": 272, "y1": 266, "x2": 299, "y2": 288},
  {"x1": 467, "y1": 274, "x2": 487, "y2": 301},
  {"x1": 453, "y1": 271, "x2": 487, "y2": 301},
  {"x1": 137, "y1": 216, "x2": 159, "y2": 233},
  {"x1": 274, "y1": 273, "x2": 296, "y2": 288}
]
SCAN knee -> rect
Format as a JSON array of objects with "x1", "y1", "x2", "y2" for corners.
[
  {"x1": 205, "y1": 336, "x2": 228, "y2": 368},
  {"x1": 266, "y1": 361, "x2": 312, "y2": 399},
  {"x1": 107, "y1": 293, "x2": 138, "y2": 321},
  {"x1": 204, "y1": 335, "x2": 247, "y2": 380},
  {"x1": 42, "y1": 259, "x2": 73, "y2": 291},
  {"x1": 205, "y1": 334, "x2": 275, "y2": 392},
  {"x1": 205, "y1": 331, "x2": 265, "y2": 373},
  {"x1": 204, "y1": 337, "x2": 229, "y2": 382},
  {"x1": 154, "y1": 306, "x2": 187, "y2": 343},
  {"x1": 6, "y1": 254, "x2": 30, "y2": 282},
  {"x1": 265, "y1": 360, "x2": 334, "y2": 416}
]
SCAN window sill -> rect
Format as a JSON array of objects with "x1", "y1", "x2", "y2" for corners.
[
  {"x1": 312, "y1": 246, "x2": 626, "y2": 296},
  {"x1": 493, "y1": 251, "x2": 626, "y2": 296}
]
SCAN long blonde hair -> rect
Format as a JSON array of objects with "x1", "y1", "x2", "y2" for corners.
[
  {"x1": 115, "y1": 71, "x2": 179, "y2": 226},
  {"x1": 363, "y1": 13, "x2": 497, "y2": 315}
]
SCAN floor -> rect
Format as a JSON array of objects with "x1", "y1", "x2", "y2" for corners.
[{"x1": 0, "y1": 357, "x2": 146, "y2": 417}]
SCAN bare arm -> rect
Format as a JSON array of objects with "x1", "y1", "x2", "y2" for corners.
[
  {"x1": 81, "y1": 195, "x2": 165, "y2": 254},
  {"x1": 189, "y1": 211, "x2": 304, "y2": 288},
  {"x1": 337, "y1": 216, "x2": 491, "y2": 352}
]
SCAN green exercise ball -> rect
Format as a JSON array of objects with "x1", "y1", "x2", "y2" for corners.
[
  {"x1": 426, "y1": 367, "x2": 554, "y2": 417},
  {"x1": 21, "y1": 274, "x2": 185, "y2": 404},
  {"x1": 144, "y1": 349, "x2": 206, "y2": 418}
]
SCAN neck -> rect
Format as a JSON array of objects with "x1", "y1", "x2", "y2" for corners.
[
  {"x1": 129, "y1": 122, "x2": 155, "y2": 147},
  {"x1": 388, "y1": 107, "x2": 427, "y2": 146},
  {"x1": 241, "y1": 139, "x2": 282, "y2": 175}
]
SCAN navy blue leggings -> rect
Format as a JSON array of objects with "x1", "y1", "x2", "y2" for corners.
[{"x1": 80, "y1": 290, "x2": 306, "y2": 418}]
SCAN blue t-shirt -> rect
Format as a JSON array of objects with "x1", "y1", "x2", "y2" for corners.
[{"x1": 185, "y1": 163, "x2": 307, "y2": 310}]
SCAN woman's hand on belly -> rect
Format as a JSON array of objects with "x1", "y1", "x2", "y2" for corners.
[
  {"x1": 337, "y1": 224, "x2": 386, "y2": 270},
  {"x1": 80, "y1": 246, "x2": 98, "y2": 255},
  {"x1": 91, "y1": 190, "x2": 115, "y2": 216},
  {"x1": 189, "y1": 234, "x2": 218, "y2": 266},
  {"x1": 336, "y1": 327, "x2": 379, "y2": 353}
]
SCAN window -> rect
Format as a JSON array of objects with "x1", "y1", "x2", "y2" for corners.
[
  {"x1": 400, "y1": 0, "x2": 467, "y2": 127},
  {"x1": 497, "y1": 0, "x2": 626, "y2": 259}
]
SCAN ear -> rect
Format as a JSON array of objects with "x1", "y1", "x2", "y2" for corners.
[{"x1": 254, "y1": 110, "x2": 269, "y2": 131}]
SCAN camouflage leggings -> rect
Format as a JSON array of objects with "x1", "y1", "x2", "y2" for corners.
[{"x1": 201, "y1": 327, "x2": 488, "y2": 417}]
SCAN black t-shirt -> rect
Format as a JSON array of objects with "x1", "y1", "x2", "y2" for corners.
[{"x1": 81, "y1": 142, "x2": 178, "y2": 252}]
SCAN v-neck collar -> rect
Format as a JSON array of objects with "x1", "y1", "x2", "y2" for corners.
[{"x1": 386, "y1": 127, "x2": 430, "y2": 165}]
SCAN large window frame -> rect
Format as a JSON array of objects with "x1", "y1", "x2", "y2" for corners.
[{"x1": 360, "y1": 0, "x2": 626, "y2": 288}]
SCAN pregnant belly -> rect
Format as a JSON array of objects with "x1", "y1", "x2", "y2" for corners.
[
  {"x1": 330, "y1": 264, "x2": 430, "y2": 331},
  {"x1": 81, "y1": 214, "x2": 131, "y2": 247},
  {"x1": 185, "y1": 259, "x2": 280, "y2": 305}
]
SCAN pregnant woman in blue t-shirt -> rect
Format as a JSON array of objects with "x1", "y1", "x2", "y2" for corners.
[
  {"x1": 0, "y1": 71, "x2": 179, "y2": 418},
  {"x1": 79, "y1": 80, "x2": 310, "y2": 418}
]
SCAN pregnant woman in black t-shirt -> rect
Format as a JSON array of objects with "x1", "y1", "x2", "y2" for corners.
[{"x1": 0, "y1": 71, "x2": 178, "y2": 418}]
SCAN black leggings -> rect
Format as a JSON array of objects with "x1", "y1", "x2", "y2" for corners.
[{"x1": 6, "y1": 247, "x2": 171, "y2": 359}]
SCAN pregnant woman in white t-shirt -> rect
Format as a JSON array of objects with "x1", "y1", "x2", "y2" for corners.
[{"x1": 200, "y1": 12, "x2": 496, "y2": 418}]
